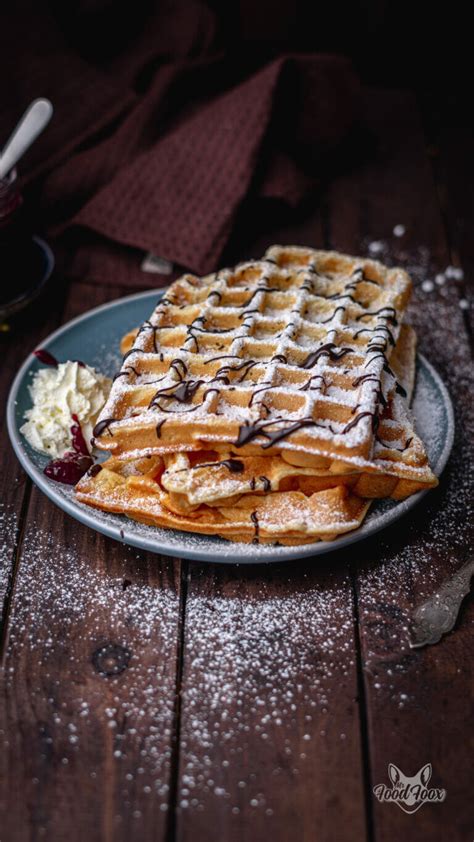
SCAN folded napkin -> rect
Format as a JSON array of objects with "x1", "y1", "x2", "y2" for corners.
[{"x1": 0, "y1": 0, "x2": 360, "y2": 288}]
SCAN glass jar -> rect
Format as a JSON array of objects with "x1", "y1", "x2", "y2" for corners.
[{"x1": 0, "y1": 168, "x2": 36, "y2": 309}]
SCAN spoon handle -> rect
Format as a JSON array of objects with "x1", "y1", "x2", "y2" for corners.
[{"x1": 0, "y1": 98, "x2": 53, "y2": 180}]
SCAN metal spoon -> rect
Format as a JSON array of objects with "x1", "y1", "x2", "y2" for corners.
[{"x1": 0, "y1": 98, "x2": 53, "y2": 180}]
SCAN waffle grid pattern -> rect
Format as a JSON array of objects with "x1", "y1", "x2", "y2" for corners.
[{"x1": 94, "y1": 247, "x2": 412, "y2": 462}]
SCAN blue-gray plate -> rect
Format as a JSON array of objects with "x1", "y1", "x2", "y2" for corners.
[{"x1": 7, "y1": 290, "x2": 454, "y2": 563}]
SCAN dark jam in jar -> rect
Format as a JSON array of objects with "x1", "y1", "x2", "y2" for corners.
[{"x1": 0, "y1": 169, "x2": 37, "y2": 308}]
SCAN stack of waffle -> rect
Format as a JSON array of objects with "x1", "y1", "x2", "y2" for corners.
[{"x1": 76, "y1": 246, "x2": 438, "y2": 545}]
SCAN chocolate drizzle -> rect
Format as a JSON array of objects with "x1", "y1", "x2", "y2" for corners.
[
  {"x1": 149, "y1": 378, "x2": 204, "y2": 410},
  {"x1": 259, "y1": 476, "x2": 271, "y2": 492},
  {"x1": 248, "y1": 383, "x2": 273, "y2": 407},
  {"x1": 156, "y1": 419, "x2": 166, "y2": 438},
  {"x1": 88, "y1": 464, "x2": 103, "y2": 477},
  {"x1": 170, "y1": 358, "x2": 188, "y2": 379},
  {"x1": 93, "y1": 418, "x2": 116, "y2": 438},
  {"x1": 318, "y1": 305, "x2": 346, "y2": 324},
  {"x1": 352, "y1": 373, "x2": 379, "y2": 387},
  {"x1": 342, "y1": 411, "x2": 379, "y2": 434},
  {"x1": 251, "y1": 511, "x2": 260, "y2": 544},
  {"x1": 109, "y1": 253, "x2": 407, "y2": 459},
  {"x1": 236, "y1": 418, "x2": 323, "y2": 449},
  {"x1": 299, "y1": 343, "x2": 352, "y2": 369},
  {"x1": 190, "y1": 458, "x2": 245, "y2": 474},
  {"x1": 215, "y1": 359, "x2": 260, "y2": 381},
  {"x1": 356, "y1": 306, "x2": 398, "y2": 326},
  {"x1": 207, "y1": 290, "x2": 222, "y2": 303},
  {"x1": 138, "y1": 320, "x2": 159, "y2": 352},
  {"x1": 376, "y1": 435, "x2": 413, "y2": 452},
  {"x1": 113, "y1": 365, "x2": 139, "y2": 382},
  {"x1": 300, "y1": 374, "x2": 326, "y2": 392},
  {"x1": 395, "y1": 381, "x2": 407, "y2": 397}
]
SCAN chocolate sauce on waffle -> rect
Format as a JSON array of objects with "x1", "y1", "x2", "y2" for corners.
[
  {"x1": 207, "y1": 290, "x2": 222, "y2": 302},
  {"x1": 376, "y1": 435, "x2": 413, "y2": 452},
  {"x1": 156, "y1": 419, "x2": 167, "y2": 438},
  {"x1": 395, "y1": 382, "x2": 407, "y2": 397},
  {"x1": 150, "y1": 379, "x2": 203, "y2": 408},
  {"x1": 299, "y1": 344, "x2": 352, "y2": 369},
  {"x1": 216, "y1": 359, "x2": 260, "y2": 382},
  {"x1": 190, "y1": 458, "x2": 245, "y2": 474},
  {"x1": 251, "y1": 511, "x2": 260, "y2": 544},
  {"x1": 106, "y1": 249, "x2": 410, "y2": 465},
  {"x1": 93, "y1": 418, "x2": 116, "y2": 438},
  {"x1": 138, "y1": 320, "x2": 159, "y2": 352},
  {"x1": 343, "y1": 411, "x2": 379, "y2": 434},
  {"x1": 236, "y1": 418, "x2": 324, "y2": 449},
  {"x1": 356, "y1": 306, "x2": 398, "y2": 326},
  {"x1": 300, "y1": 374, "x2": 326, "y2": 391},
  {"x1": 170, "y1": 358, "x2": 188, "y2": 379},
  {"x1": 113, "y1": 365, "x2": 139, "y2": 382},
  {"x1": 248, "y1": 384, "x2": 274, "y2": 407},
  {"x1": 318, "y1": 305, "x2": 346, "y2": 324},
  {"x1": 88, "y1": 464, "x2": 103, "y2": 477}
]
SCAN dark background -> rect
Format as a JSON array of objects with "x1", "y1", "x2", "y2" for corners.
[{"x1": 50, "y1": 0, "x2": 469, "y2": 100}]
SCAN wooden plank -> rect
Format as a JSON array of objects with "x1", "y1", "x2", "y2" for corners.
[
  {"x1": 1, "y1": 282, "x2": 112, "y2": 632},
  {"x1": 1, "y1": 282, "x2": 183, "y2": 841},
  {"x1": 328, "y1": 90, "x2": 474, "y2": 841},
  {"x1": 419, "y1": 96, "x2": 474, "y2": 338},
  {"x1": 175, "y1": 557, "x2": 368, "y2": 842},
  {"x1": 0, "y1": 489, "x2": 183, "y2": 842},
  {"x1": 0, "y1": 276, "x2": 68, "y2": 619},
  {"x1": 175, "y1": 204, "x2": 370, "y2": 841}
]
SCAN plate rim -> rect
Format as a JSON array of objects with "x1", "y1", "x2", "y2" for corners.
[{"x1": 6, "y1": 288, "x2": 455, "y2": 564}]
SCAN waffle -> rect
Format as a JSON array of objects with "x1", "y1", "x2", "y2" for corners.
[
  {"x1": 92, "y1": 246, "x2": 413, "y2": 465},
  {"x1": 77, "y1": 247, "x2": 438, "y2": 546},
  {"x1": 75, "y1": 454, "x2": 371, "y2": 545},
  {"x1": 141, "y1": 323, "x2": 436, "y2": 510}
]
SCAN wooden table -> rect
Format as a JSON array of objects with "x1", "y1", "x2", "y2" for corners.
[{"x1": 1, "y1": 90, "x2": 473, "y2": 842}]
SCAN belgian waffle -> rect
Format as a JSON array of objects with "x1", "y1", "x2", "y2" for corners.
[
  {"x1": 77, "y1": 247, "x2": 438, "y2": 546},
  {"x1": 155, "y1": 323, "x2": 435, "y2": 510},
  {"x1": 92, "y1": 246, "x2": 413, "y2": 466},
  {"x1": 75, "y1": 454, "x2": 371, "y2": 545}
]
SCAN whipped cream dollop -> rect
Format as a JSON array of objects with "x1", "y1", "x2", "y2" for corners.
[{"x1": 21, "y1": 361, "x2": 112, "y2": 458}]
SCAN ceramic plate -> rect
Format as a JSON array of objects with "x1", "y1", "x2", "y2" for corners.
[{"x1": 7, "y1": 289, "x2": 454, "y2": 563}]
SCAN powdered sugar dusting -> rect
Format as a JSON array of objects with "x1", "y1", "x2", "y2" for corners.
[
  {"x1": 1, "y1": 525, "x2": 180, "y2": 815},
  {"x1": 0, "y1": 503, "x2": 19, "y2": 604},
  {"x1": 355, "y1": 233, "x2": 474, "y2": 673},
  {"x1": 178, "y1": 572, "x2": 357, "y2": 813}
]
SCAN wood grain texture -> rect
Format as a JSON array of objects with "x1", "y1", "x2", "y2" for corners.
[
  {"x1": 0, "y1": 283, "x2": 183, "y2": 842},
  {"x1": 175, "y1": 209, "x2": 369, "y2": 842},
  {"x1": 0, "y1": 277, "x2": 68, "y2": 620},
  {"x1": 1, "y1": 90, "x2": 473, "y2": 842},
  {"x1": 176, "y1": 558, "x2": 367, "y2": 842},
  {"x1": 419, "y1": 92, "x2": 474, "y2": 337},
  {"x1": 328, "y1": 89, "x2": 474, "y2": 841},
  {"x1": 0, "y1": 491, "x2": 182, "y2": 842}
]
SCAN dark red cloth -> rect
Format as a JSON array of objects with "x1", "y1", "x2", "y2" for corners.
[{"x1": 0, "y1": 1, "x2": 360, "y2": 288}]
